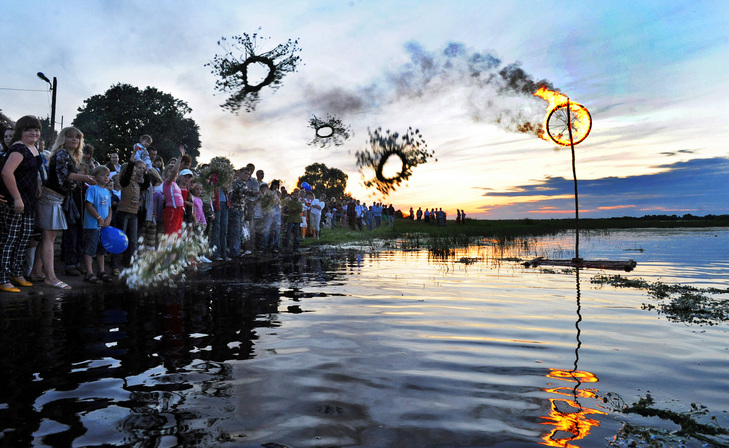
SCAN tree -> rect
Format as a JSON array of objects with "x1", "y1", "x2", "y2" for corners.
[
  {"x1": 73, "y1": 83, "x2": 201, "y2": 164},
  {"x1": 0, "y1": 113, "x2": 56, "y2": 149},
  {"x1": 297, "y1": 163, "x2": 348, "y2": 200},
  {"x1": 38, "y1": 116, "x2": 56, "y2": 149}
]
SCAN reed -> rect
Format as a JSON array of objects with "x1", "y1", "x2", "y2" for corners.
[{"x1": 302, "y1": 216, "x2": 729, "y2": 248}]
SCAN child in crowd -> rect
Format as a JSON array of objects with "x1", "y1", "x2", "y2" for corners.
[
  {"x1": 190, "y1": 182, "x2": 206, "y2": 228},
  {"x1": 162, "y1": 147, "x2": 186, "y2": 235},
  {"x1": 190, "y1": 182, "x2": 212, "y2": 263},
  {"x1": 152, "y1": 155, "x2": 164, "y2": 174},
  {"x1": 301, "y1": 191, "x2": 312, "y2": 238},
  {"x1": 110, "y1": 173, "x2": 121, "y2": 222},
  {"x1": 178, "y1": 168, "x2": 194, "y2": 224},
  {"x1": 283, "y1": 188, "x2": 303, "y2": 252},
  {"x1": 83, "y1": 166, "x2": 113, "y2": 284},
  {"x1": 133, "y1": 134, "x2": 154, "y2": 169},
  {"x1": 153, "y1": 181, "x2": 165, "y2": 248}
]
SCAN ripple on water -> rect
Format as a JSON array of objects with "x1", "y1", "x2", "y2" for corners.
[{"x1": 1, "y1": 229, "x2": 727, "y2": 447}]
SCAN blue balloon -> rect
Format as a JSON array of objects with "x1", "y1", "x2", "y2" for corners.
[
  {"x1": 101, "y1": 226, "x2": 129, "y2": 254},
  {"x1": 302, "y1": 181, "x2": 312, "y2": 191}
]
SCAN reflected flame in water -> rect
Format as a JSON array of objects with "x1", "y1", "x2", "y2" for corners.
[
  {"x1": 540, "y1": 368, "x2": 605, "y2": 448},
  {"x1": 540, "y1": 396, "x2": 605, "y2": 448},
  {"x1": 540, "y1": 271, "x2": 606, "y2": 448},
  {"x1": 546, "y1": 369, "x2": 598, "y2": 383}
]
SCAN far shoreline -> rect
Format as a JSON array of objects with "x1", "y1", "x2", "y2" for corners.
[
  {"x1": 300, "y1": 214, "x2": 729, "y2": 248},
  {"x1": 2, "y1": 214, "x2": 724, "y2": 298}
]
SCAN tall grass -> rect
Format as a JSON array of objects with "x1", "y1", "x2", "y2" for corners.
[{"x1": 303, "y1": 216, "x2": 729, "y2": 249}]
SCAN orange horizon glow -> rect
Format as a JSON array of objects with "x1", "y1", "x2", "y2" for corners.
[{"x1": 597, "y1": 205, "x2": 635, "y2": 210}]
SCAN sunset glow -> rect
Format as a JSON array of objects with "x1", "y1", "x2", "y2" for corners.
[{"x1": 1, "y1": 0, "x2": 726, "y2": 219}]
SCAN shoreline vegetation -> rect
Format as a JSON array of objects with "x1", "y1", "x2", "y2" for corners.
[
  {"x1": 7, "y1": 215, "x2": 725, "y2": 296},
  {"x1": 301, "y1": 214, "x2": 729, "y2": 248}
]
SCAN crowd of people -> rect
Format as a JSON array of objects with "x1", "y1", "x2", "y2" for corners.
[
  {"x1": 407, "y1": 207, "x2": 467, "y2": 225},
  {"x1": 0, "y1": 116, "x2": 368, "y2": 293},
  {"x1": 0, "y1": 114, "x2": 467, "y2": 293}
]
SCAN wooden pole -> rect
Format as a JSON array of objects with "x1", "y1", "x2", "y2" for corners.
[{"x1": 566, "y1": 100, "x2": 581, "y2": 261}]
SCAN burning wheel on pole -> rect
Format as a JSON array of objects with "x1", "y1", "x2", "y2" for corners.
[{"x1": 546, "y1": 102, "x2": 592, "y2": 146}]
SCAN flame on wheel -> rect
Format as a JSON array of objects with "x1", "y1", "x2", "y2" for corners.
[
  {"x1": 533, "y1": 85, "x2": 593, "y2": 260},
  {"x1": 545, "y1": 102, "x2": 592, "y2": 146}
]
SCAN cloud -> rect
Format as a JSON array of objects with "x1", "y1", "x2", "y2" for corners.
[
  {"x1": 302, "y1": 41, "x2": 555, "y2": 137},
  {"x1": 480, "y1": 157, "x2": 729, "y2": 218}
]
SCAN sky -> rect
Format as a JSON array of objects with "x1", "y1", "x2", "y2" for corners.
[{"x1": 1, "y1": 0, "x2": 727, "y2": 219}]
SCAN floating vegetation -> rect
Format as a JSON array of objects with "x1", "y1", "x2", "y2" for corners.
[
  {"x1": 428, "y1": 246, "x2": 455, "y2": 260},
  {"x1": 207, "y1": 29, "x2": 302, "y2": 113},
  {"x1": 604, "y1": 392, "x2": 729, "y2": 447},
  {"x1": 590, "y1": 275, "x2": 729, "y2": 325},
  {"x1": 356, "y1": 127, "x2": 435, "y2": 196},
  {"x1": 307, "y1": 114, "x2": 353, "y2": 148},
  {"x1": 425, "y1": 234, "x2": 479, "y2": 258},
  {"x1": 538, "y1": 267, "x2": 576, "y2": 275},
  {"x1": 457, "y1": 256, "x2": 482, "y2": 265}
]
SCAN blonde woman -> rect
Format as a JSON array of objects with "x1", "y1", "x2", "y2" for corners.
[{"x1": 29, "y1": 127, "x2": 96, "y2": 289}]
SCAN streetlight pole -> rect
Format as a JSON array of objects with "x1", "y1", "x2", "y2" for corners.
[{"x1": 37, "y1": 72, "x2": 56, "y2": 139}]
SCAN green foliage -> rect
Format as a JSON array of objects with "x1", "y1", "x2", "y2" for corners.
[
  {"x1": 197, "y1": 156, "x2": 236, "y2": 195},
  {"x1": 297, "y1": 163, "x2": 348, "y2": 201},
  {"x1": 299, "y1": 223, "x2": 395, "y2": 248},
  {"x1": 591, "y1": 274, "x2": 729, "y2": 325},
  {"x1": 604, "y1": 392, "x2": 729, "y2": 447},
  {"x1": 72, "y1": 83, "x2": 201, "y2": 165},
  {"x1": 38, "y1": 116, "x2": 56, "y2": 148}
]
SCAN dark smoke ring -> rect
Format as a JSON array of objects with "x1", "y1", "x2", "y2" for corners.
[
  {"x1": 315, "y1": 125, "x2": 334, "y2": 138},
  {"x1": 241, "y1": 56, "x2": 276, "y2": 91},
  {"x1": 375, "y1": 150, "x2": 407, "y2": 183}
]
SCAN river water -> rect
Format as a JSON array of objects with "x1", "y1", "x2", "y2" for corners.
[{"x1": 1, "y1": 228, "x2": 727, "y2": 447}]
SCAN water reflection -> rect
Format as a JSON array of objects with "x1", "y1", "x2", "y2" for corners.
[
  {"x1": 1, "y1": 229, "x2": 726, "y2": 447},
  {"x1": 540, "y1": 270, "x2": 605, "y2": 448},
  {"x1": 0, "y1": 253, "x2": 350, "y2": 447}
]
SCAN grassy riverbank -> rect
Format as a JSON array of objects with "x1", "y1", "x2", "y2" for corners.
[{"x1": 302, "y1": 215, "x2": 729, "y2": 247}]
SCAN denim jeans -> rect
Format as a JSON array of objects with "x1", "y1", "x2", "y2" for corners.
[
  {"x1": 210, "y1": 202, "x2": 229, "y2": 259},
  {"x1": 115, "y1": 211, "x2": 138, "y2": 268},
  {"x1": 228, "y1": 209, "x2": 242, "y2": 256},
  {"x1": 62, "y1": 219, "x2": 84, "y2": 270}
]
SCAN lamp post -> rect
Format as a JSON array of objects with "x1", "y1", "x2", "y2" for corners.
[{"x1": 37, "y1": 72, "x2": 56, "y2": 139}]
